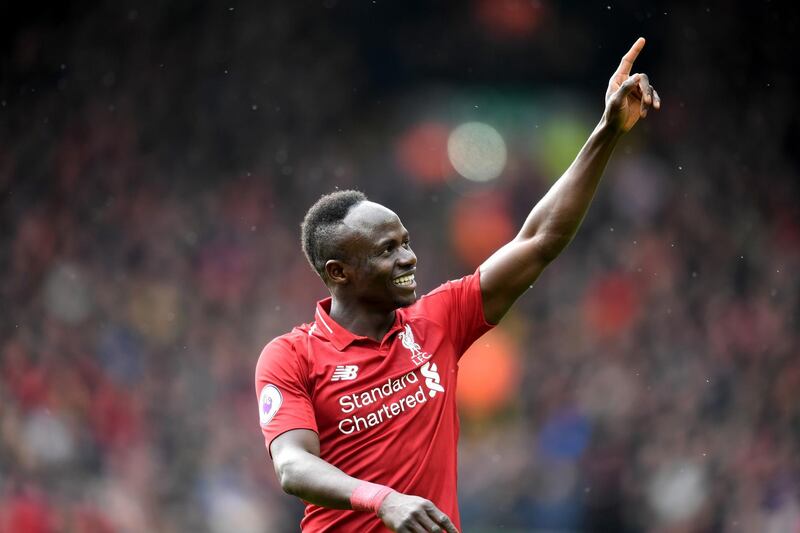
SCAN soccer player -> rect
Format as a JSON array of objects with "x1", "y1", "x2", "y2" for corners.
[{"x1": 256, "y1": 38, "x2": 660, "y2": 532}]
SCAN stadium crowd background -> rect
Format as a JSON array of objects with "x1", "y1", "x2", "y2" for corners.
[{"x1": 1, "y1": 1, "x2": 798, "y2": 532}]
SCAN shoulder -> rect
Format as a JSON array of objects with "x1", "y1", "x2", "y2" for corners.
[
  {"x1": 255, "y1": 324, "x2": 313, "y2": 376},
  {"x1": 424, "y1": 273, "x2": 477, "y2": 298},
  {"x1": 399, "y1": 273, "x2": 479, "y2": 324},
  {"x1": 414, "y1": 272, "x2": 480, "y2": 308}
]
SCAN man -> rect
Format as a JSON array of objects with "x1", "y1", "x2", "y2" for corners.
[{"x1": 256, "y1": 38, "x2": 660, "y2": 532}]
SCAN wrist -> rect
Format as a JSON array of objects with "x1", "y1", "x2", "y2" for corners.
[
  {"x1": 596, "y1": 113, "x2": 627, "y2": 141},
  {"x1": 350, "y1": 481, "x2": 396, "y2": 515}
]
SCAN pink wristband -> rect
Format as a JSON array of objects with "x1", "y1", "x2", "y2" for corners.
[{"x1": 350, "y1": 481, "x2": 395, "y2": 514}]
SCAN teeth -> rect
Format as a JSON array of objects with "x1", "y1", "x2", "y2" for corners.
[{"x1": 393, "y1": 274, "x2": 415, "y2": 286}]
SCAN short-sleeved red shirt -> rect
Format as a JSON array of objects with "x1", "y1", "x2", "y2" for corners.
[{"x1": 255, "y1": 271, "x2": 493, "y2": 532}]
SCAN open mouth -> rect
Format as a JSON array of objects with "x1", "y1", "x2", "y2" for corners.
[{"x1": 392, "y1": 273, "x2": 415, "y2": 287}]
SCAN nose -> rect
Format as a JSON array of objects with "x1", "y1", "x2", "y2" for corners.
[{"x1": 399, "y1": 246, "x2": 417, "y2": 267}]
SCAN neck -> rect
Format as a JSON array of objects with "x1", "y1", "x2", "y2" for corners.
[{"x1": 329, "y1": 298, "x2": 396, "y2": 342}]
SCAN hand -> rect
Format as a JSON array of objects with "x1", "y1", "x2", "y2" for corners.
[
  {"x1": 377, "y1": 492, "x2": 459, "y2": 533},
  {"x1": 604, "y1": 37, "x2": 661, "y2": 133}
]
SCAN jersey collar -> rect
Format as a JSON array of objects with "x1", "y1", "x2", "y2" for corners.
[{"x1": 314, "y1": 298, "x2": 403, "y2": 351}]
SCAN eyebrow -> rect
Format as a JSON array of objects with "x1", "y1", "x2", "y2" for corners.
[
  {"x1": 376, "y1": 232, "x2": 409, "y2": 249},
  {"x1": 376, "y1": 237, "x2": 396, "y2": 249}
]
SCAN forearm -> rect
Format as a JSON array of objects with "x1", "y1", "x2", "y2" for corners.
[
  {"x1": 518, "y1": 115, "x2": 623, "y2": 258},
  {"x1": 271, "y1": 432, "x2": 458, "y2": 531},
  {"x1": 276, "y1": 448, "x2": 363, "y2": 509}
]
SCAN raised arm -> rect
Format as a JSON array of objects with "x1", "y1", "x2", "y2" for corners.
[
  {"x1": 270, "y1": 429, "x2": 459, "y2": 533},
  {"x1": 479, "y1": 37, "x2": 661, "y2": 323}
]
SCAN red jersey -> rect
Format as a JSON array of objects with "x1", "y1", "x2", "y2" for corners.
[{"x1": 255, "y1": 271, "x2": 493, "y2": 532}]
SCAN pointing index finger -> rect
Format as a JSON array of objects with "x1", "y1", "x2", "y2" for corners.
[{"x1": 615, "y1": 37, "x2": 646, "y2": 76}]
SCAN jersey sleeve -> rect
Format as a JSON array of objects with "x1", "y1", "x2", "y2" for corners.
[
  {"x1": 254, "y1": 335, "x2": 318, "y2": 455},
  {"x1": 419, "y1": 268, "x2": 495, "y2": 357}
]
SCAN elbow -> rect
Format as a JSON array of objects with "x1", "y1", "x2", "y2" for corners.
[
  {"x1": 532, "y1": 232, "x2": 572, "y2": 264},
  {"x1": 276, "y1": 465, "x2": 297, "y2": 496},
  {"x1": 275, "y1": 460, "x2": 303, "y2": 497}
]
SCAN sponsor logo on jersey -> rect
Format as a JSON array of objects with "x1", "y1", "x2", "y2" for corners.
[
  {"x1": 336, "y1": 363, "x2": 446, "y2": 435},
  {"x1": 421, "y1": 362, "x2": 444, "y2": 397},
  {"x1": 398, "y1": 324, "x2": 432, "y2": 366},
  {"x1": 331, "y1": 365, "x2": 359, "y2": 381},
  {"x1": 259, "y1": 384, "x2": 282, "y2": 426}
]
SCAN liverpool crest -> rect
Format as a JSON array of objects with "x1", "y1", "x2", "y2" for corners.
[{"x1": 399, "y1": 324, "x2": 432, "y2": 366}]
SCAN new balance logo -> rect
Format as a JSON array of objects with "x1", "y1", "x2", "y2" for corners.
[{"x1": 331, "y1": 365, "x2": 359, "y2": 381}]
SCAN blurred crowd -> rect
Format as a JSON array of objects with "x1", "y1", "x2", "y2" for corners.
[{"x1": 1, "y1": 1, "x2": 798, "y2": 532}]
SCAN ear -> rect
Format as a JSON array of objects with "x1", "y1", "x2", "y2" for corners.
[{"x1": 324, "y1": 259, "x2": 349, "y2": 285}]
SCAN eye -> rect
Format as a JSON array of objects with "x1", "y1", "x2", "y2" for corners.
[{"x1": 402, "y1": 239, "x2": 411, "y2": 249}]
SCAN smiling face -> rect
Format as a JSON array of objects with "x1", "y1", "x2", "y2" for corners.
[{"x1": 328, "y1": 201, "x2": 418, "y2": 312}]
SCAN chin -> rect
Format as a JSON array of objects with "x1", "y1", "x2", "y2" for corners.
[{"x1": 395, "y1": 293, "x2": 418, "y2": 308}]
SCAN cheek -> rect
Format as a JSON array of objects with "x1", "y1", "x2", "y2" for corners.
[
  {"x1": 368, "y1": 260, "x2": 393, "y2": 284},
  {"x1": 351, "y1": 255, "x2": 373, "y2": 278}
]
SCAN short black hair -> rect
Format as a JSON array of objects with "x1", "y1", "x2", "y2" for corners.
[{"x1": 301, "y1": 190, "x2": 367, "y2": 280}]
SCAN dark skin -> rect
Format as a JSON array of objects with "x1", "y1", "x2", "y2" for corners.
[
  {"x1": 271, "y1": 38, "x2": 660, "y2": 532},
  {"x1": 325, "y1": 205, "x2": 419, "y2": 338}
]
